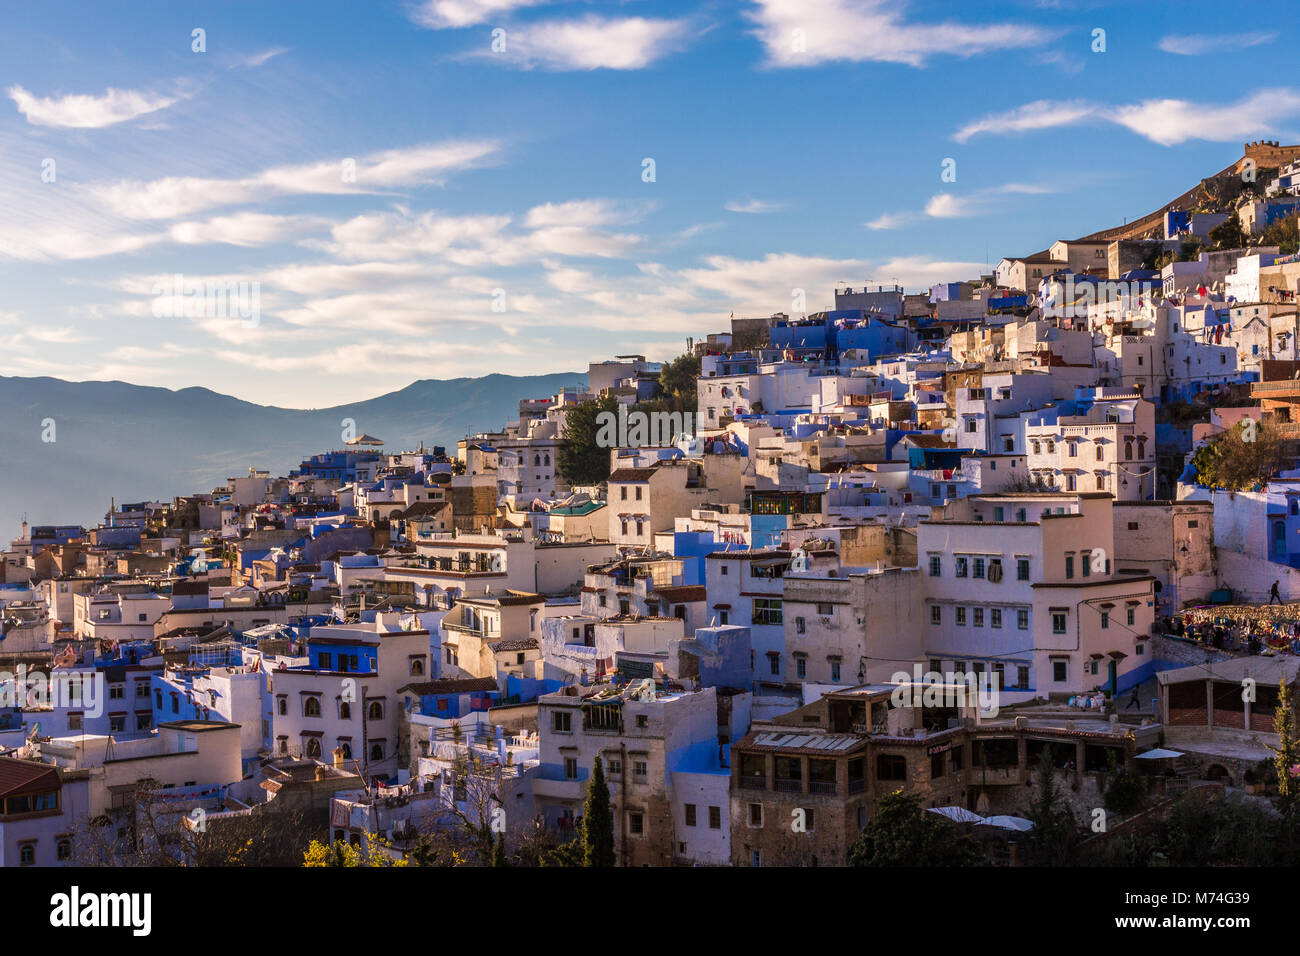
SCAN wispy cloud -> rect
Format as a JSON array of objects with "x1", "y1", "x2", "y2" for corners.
[
  {"x1": 953, "y1": 99, "x2": 1099, "y2": 143},
  {"x1": 725, "y1": 198, "x2": 787, "y2": 214},
  {"x1": 746, "y1": 0, "x2": 1057, "y2": 68},
  {"x1": 953, "y1": 88, "x2": 1300, "y2": 147},
  {"x1": 1158, "y1": 32, "x2": 1276, "y2": 56},
  {"x1": 410, "y1": 0, "x2": 550, "y2": 29},
  {"x1": 8, "y1": 85, "x2": 179, "y2": 128},
  {"x1": 871, "y1": 182, "x2": 1052, "y2": 229},
  {"x1": 91, "y1": 139, "x2": 501, "y2": 219},
  {"x1": 487, "y1": 16, "x2": 694, "y2": 70}
]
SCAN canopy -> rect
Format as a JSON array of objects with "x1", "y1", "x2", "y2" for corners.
[
  {"x1": 1135, "y1": 748, "x2": 1184, "y2": 760},
  {"x1": 976, "y1": 815, "x2": 1035, "y2": 832},
  {"x1": 926, "y1": 806, "x2": 986, "y2": 824}
]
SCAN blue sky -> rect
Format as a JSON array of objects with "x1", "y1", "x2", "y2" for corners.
[{"x1": 0, "y1": 0, "x2": 1295, "y2": 406}]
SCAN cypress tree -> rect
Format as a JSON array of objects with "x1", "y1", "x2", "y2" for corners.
[{"x1": 582, "y1": 754, "x2": 616, "y2": 867}]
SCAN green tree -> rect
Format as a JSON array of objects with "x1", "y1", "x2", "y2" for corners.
[
  {"x1": 1208, "y1": 214, "x2": 1247, "y2": 250},
  {"x1": 1260, "y1": 212, "x2": 1300, "y2": 255},
  {"x1": 1190, "y1": 419, "x2": 1283, "y2": 491},
  {"x1": 1024, "y1": 747, "x2": 1082, "y2": 865},
  {"x1": 1103, "y1": 751, "x2": 1146, "y2": 817},
  {"x1": 492, "y1": 831, "x2": 509, "y2": 867},
  {"x1": 651, "y1": 352, "x2": 701, "y2": 414},
  {"x1": 848, "y1": 791, "x2": 983, "y2": 867},
  {"x1": 1273, "y1": 676, "x2": 1300, "y2": 820},
  {"x1": 582, "y1": 755, "x2": 617, "y2": 866},
  {"x1": 558, "y1": 396, "x2": 618, "y2": 486}
]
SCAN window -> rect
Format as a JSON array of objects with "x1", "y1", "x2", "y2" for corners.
[
  {"x1": 607, "y1": 757, "x2": 622, "y2": 776},
  {"x1": 830, "y1": 661, "x2": 841, "y2": 682},
  {"x1": 1081, "y1": 551, "x2": 1091, "y2": 578},
  {"x1": 769, "y1": 654, "x2": 780, "y2": 676},
  {"x1": 305, "y1": 738, "x2": 322, "y2": 758},
  {"x1": 684, "y1": 804, "x2": 697, "y2": 827},
  {"x1": 955, "y1": 607, "x2": 967, "y2": 626},
  {"x1": 634, "y1": 759, "x2": 648, "y2": 779},
  {"x1": 1017, "y1": 665, "x2": 1030, "y2": 689},
  {"x1": 930, "y1": 605, "x2": 942, "y2": 625},
  {"x1": 109, "y1": 684, "x2": 124, "y2": 700},
  {"x1": 990, "y1": 608, "x2": 1002, "y2": 628},
  {"x1": 876, "y1": 754, "x2": 907, "y2": 781},
  {"x1": 709, "y1": 806, "x2": 722, "y2": 829},
  {"x1": 303, "y1": 697, "x2": 321, "y2": 718},
  {"x1": 57, "y1": 839, "x2": 71, "y2": 861},
  {"x1": 1017, "y1": 558, "x2": 1030, "y2": 580},
  {"x1": 816, "y1": 603, "x2": 834, "y2": 616},
  {"x1": 1136, "y1": 643, "x2": 1145, "y2": 656},
  {"x1": 277, "y1": 697, "x2": 287, "y2": 716},
  {"x1": 973, "y1": 557, "x2": 985, "y2": 579},
  {"x1": 636, "y1": 714, "x2": 649, "y2": 729},
  {"x1": 339, "y1": 701, "x2": 351, "y2": 720},
  {"x1": 319, "y1": 652, "x2": 332, "y2": 669},
  {"x1": 1065, "y1": 555, "x2": 1074, "y2": 579},
  {"x1": 410, "y1": 658, "x2": 424, "y2": 676},
  {"x1": 564, "y1": 757, "x2": 578, "y2": 780},
  {"x1": 803, "y1": 808, "x2": 816, "y2": 831},
  {"x1": 1052, "y1": 612, "x2": 1067, "y2": 634},
  {"x1": 68, "y1": 713, "x2": 83, "y2": 731},
  {"x1": 19, "y1": 844, "x2": 35, "y2": 866},
  {"x1": 965, "y1": 419, "x2": 978, "y2": 433},
  {"x1": 1101, "y1": 612, "x2": 1109, "y2": 629},
  {"x1": 752, "y1": 598, "x2": 783, "y2": 626},
  {"x1": 796, "y1": 657, "x2": 806, "y2": 678},
  {"x1": 1017, "y1": 609, "x2": 1029, "y2": 630},
  {"x1": 973, "y1": 607, "x2": 984, "y2": 627},
  {"x1": 552, "y1": 711, "x2": 572, "y2": 733},
  {"x1": 1127, "y1": 607, "x2": 1136, "y2": 626},
  {"x1": 367, "y1": 701, "x2": 384, "y2": 721},
  {"x1": 955, "y1": 557, "x2": 968, "y2": 578},
  {"x1": 1052, "y1": 660, "x2": 1068, "y2": 682},
  {"x1": 749, "y1": 803, "x2": 763, "y2": 827},
  {"x1": 370, "y1": 743, "x2": 384, "y2": 761}
]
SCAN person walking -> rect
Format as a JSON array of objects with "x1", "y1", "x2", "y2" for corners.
[
  {"x1": 1271, "y1": 580, "x2": 1283, "y2": 605},
  {"x1": 1126, "y1": 686, "x2": 1142, "y2": 710}
]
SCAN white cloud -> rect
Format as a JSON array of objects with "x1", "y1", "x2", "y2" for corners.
[
  {"x1": 866, "y1": 212, "x2": 911, "y2": 230},
  {"x1": 954, "y1": 89, "x2": 1300, "y2": 147},
  {"x1": 1109, "y1": 88, "x2": 1300, "y2": 147},
  {"x1": 953, "y1": 98, "x2": 1098, "y2": 143},
  {"x1": 493, "y1": 16, "x2": 693, "y2": 70},
  {"x1": 238, "y1": 47, "x2": 289, "y2": 68},
  {"x1": 411, "y1": 0, "x2": 549, "y2": 29},
  {"x1": 8, "y1": 85, "x2": 179, "y2": 128},
  {"x1": 725, "y1": 198, "x2": 786, "y2": 214},
  {"x1": 747, "y1": 0, "x2": 1056, "y2": 68},
  {"x1": 169, "y1": 212, "x2": 329, "y2": 246},
  {"x1": 1158, "y1": 32, "x2": 1275, "y2": 56},
  {"x1": 91, "y1": 139, "x2": 501, "y2": 219}
]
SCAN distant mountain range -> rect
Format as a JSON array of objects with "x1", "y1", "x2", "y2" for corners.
[{"x1": 0, "y1": 372, "x2": 586, "y2": 530}]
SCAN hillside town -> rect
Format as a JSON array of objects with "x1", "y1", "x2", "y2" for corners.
[{"x1": 6, "y1": 141, "x2": 1300, "y2": 869}]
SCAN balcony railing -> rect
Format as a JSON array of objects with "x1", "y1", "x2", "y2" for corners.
[
  {"x1": 739, "y1": 777, "x2": 766, "y2": 791},
  {"x1": 774, "y1": 778, "x2": 802, "y2": 793},
  {"x1": 807, "y1": 780, "x2": 837, "y2": 795},
  {"x1": 847, "y1": 778, "x2": 866, "y2": 794}
]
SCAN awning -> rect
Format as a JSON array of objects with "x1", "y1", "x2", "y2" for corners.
[
  {"x1": 975, "y1": 815, "x2": 1034, "y2": 832},
  {"x1": 927, "y1": 806, "x2": 986, "y2": 824},
  {"x1": 1136, "y1": 748, "x2": 1184, "y2": 760}
]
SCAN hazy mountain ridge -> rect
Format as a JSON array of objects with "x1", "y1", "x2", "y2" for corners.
[{"x1": 0, "y1": 372, "x2": 586, "y2": 529}]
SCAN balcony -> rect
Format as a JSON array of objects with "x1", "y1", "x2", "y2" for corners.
[
  {"x1": 807, "y1": 780, "x2": 838, "y2": 795},
  {"x1": 738, "y1": 776, "x2": 766, "y2": 791},
  {"x1": 773, "y1": 778, "x2": 802, "y2": 793}
]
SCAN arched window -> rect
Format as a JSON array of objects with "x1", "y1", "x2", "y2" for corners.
[
  {"x1": 534, "y1": 454, "x2": 541, "y2": 466},
  {"x1": 277, "y1": 698, "x2": 287, "y2": 716},
  {"x1": 544, "y1": 453, "x2": 550, "y2": 466},
  {"x1": 370, "y1": 743, "x2": 384, "y2": 761},
  {"x1": 305, "y1": 738, "x2": 322, "y2": 758},
  {"x1": 1124, "y1": 441, "x2": 1133, "y2": 461},
  {"x1": 57, "y1": 839, "x2": 72, "y2": 861},
  {"x1": 368, "y1": 701, "x2": 384, "y2": 721},
  {"x1": 304, "y1": 697, "x2": 321, "y2": 718},
  {"x1": 19, "y1": 845, "x2": 34, "y2": 865},
  {"x1": 1137, "y1": 441, "x2": 1146, "y2": 458},
  {"x1": 339, "y1": 741, "x2": 353, "y2": 759},
  {"x1": 410, "y1": 658, "x2": 425, "y2": 676},
  {"x1": 339, "y1": 701, "x2": 351, "y2": 720}
]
